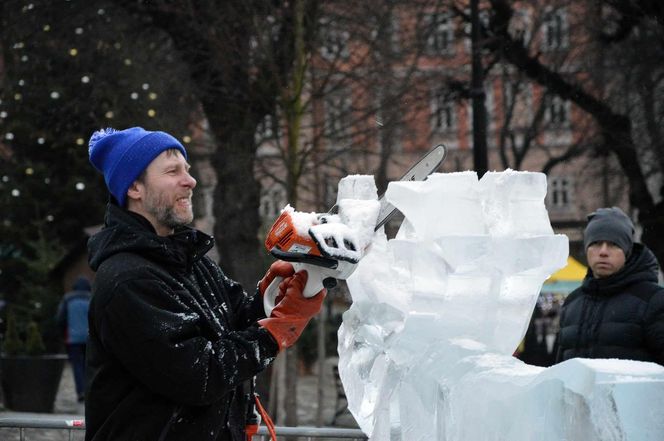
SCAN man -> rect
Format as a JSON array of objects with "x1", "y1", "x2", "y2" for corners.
[
  {"x1": 85, "y1": 126, "x2": 324, "y2": 440},
  {"x1": 555, "y1": 207, "x2": 664, "y2": 366},
  {"x1": 56, "y1": 275, "x2": 92, "y2": 402}
]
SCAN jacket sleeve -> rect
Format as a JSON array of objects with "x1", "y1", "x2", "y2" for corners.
[
  {"x1": 206, "y1": 258, "x2": 267, "y2": 327},
  {"x1": 96, "y1": 277, "x2": 278, "y2": 406},
  {"x1": 645, "y1": 288, "x2": 664, "y2": 366}
]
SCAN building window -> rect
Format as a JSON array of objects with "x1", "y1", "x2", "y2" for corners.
[
  {"x1": 432, "y1": 90, "x2": 456, "y2": 133},
  {"x1": 545, "y1": 95, "x2": 570, "y2": 127},
  {"x1": 503, "y1": 81, "x2": 533, "y2": 126},
  {"x1": 260, "y1": 186, "x2": 287, "y2": 222},
  {"x1": 325, "y1": 90, "x2": 352, "y2": 141},
  {"x1": 375, "y1": 88, "x2": 403, "y2": 152},
  {"x1": 550, "y1": 176, "x2": 572, "y2": 209},
  {"x1": 542, "y1": 8, "x2": 568, "y2": 51},
  {"x1": 370, "y1": 11, "x2": 401, "y2": 56},
  {"x1": 255, "y1": 114, "x2": 274, "y2": 144},
  {"x1": 510, "y1": 9, "x2": 532, "y2": 44},
  {"x1": 463, "y1": 8, "x2": 490, "y2": 52},
  {"x1": 320, "y1": 18, "x2": 350, "y2": 61},
  {"x1": 423, "y1": 12, "x2": 454, "y2": 54}
]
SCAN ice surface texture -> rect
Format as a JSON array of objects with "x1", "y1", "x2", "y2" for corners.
[{"x1": 338, "y1": 170, "x2": 664, "y2": 441}]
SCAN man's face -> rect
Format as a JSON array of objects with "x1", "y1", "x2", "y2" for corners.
[
  {"x1": 131, "y1": 149, "x2": 197, "y2": 236},
  {"x1": 586, "y1": 240, "x2": 626, "y2": 278}
]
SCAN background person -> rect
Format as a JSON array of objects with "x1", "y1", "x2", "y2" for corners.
[
  {"x1": 56, "y1": 275, "x2": 92, "y2": 402},
  {"x1": 85, "y1": 126, "x2": 324, "y2": 441},
  {"x1": 555, "y1": 207, "x2": 664, "y2": 365}
]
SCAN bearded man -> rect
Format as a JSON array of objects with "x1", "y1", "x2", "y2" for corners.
[{"x1": 85, "y1": 127, "x2": 324, "y2": 440}]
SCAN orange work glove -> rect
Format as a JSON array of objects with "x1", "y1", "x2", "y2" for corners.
[
  {"x1": 258, "y1": 270, "x2": 326, "y2": 351},
  {"x1": 257, "y1": 261, "x2": 295, "y2": 297}
]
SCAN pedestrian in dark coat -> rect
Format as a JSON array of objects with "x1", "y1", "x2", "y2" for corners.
[
  {"x1": 85, "y1": 127, "x2": 325, "y2": 441},
  {"x1": 56, "y1": 276, "x2": 92, "y2": 402},
  {"x1": 556, "y1": 207, "x2": 664, "y2": 366}
]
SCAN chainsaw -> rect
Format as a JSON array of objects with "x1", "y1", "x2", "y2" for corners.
[{"x1": 262, "y1": 144, "x2": 447, "y2": 315}]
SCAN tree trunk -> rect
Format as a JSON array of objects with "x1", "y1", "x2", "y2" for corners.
[{"x1": 207, "y1": 121, "x2": 264, "y2": 288}]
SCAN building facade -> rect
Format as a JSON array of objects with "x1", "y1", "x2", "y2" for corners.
[{"x1": 255, "y1": 1, "x2": 633, "y2": 262}]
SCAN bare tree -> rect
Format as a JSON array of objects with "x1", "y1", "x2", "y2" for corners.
[{"x1": 480, "y1": 0, "x2": 664, "y2": 263}]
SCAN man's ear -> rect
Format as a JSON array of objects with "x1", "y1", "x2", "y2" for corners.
[{"x1": 126, "y1": 181, "x2": 143, "y2": 203}]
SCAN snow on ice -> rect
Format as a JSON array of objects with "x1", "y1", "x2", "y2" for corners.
[{"x1": 336, "y1": 170, "x2": 664, "y2": 441}]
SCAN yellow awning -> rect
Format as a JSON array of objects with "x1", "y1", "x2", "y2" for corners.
[{"x1": 546, "y1": 256, "x2": 587, "y2": 282}]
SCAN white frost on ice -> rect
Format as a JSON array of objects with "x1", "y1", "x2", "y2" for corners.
[{"x1": 337, "y1": 170, "x2": 664, "y2": 441}]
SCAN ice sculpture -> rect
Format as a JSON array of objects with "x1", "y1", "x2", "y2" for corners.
[{"x1": 337, "y1": 170, "x2": 664, "y2": 441}]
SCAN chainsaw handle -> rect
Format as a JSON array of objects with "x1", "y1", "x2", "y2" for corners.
[{"x1": 263, "y1": 263, "x2": 325, "y2": 317}]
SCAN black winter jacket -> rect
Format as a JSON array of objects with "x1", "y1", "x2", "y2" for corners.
[
  {"x1": 85, "y1": 204, "x2": 279, "y2": 441},
  {"x1": 556, "y1": 243, "x2": 664, "y2": 366}
]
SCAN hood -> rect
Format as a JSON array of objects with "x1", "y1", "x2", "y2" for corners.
[
  {"x1": 582, "y1": 243, "x2": 660, "y2": 296},
  {"x1": 88, "y1": 203, "x2": 214, "y2": 274},
  {"x1": 72, "y1": 276, "x2": 91, "y2": 291}
]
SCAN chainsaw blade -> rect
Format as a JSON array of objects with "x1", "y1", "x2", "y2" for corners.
[{"x1": 374, "y1": 144, "x2": 447, "y2": 230}]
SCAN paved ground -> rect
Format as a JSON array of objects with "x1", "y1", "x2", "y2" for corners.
[{"x1": 0, "y1": 358, "x2": 358, "y2": 440}]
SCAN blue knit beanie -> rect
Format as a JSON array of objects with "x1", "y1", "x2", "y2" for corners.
[{"x1": 88, "y1": 127, "x2": 187, "y2": 206}]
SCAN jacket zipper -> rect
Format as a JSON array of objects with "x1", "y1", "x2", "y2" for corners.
[{"x1": 158, "y1": 405, "x2": 182, "y2": 441}]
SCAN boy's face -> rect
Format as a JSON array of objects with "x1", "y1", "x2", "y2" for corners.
[{"x1": 586, "y1": 240, "x2": 626, "y2": 278}]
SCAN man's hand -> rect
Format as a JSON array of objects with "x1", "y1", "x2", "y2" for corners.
[
  {"x1": 258, "y1": 261, "x2": 295, "y2": 297},
  {"x1": 258, "y1": 270, "x2": 326, "y2": 350}
]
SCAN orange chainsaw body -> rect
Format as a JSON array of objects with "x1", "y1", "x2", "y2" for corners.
[{"x1": 264, "y1": 210, "x2": 323, "y2": 257}]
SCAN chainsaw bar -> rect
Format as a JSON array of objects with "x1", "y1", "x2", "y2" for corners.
[
  {"x1": 374, "y1": 144, "x2": 447, "y2": 230},
  {"x1": 327, "y1": 144, "x2": 447, "y2": 230}
]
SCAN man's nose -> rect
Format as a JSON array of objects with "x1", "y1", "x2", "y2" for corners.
[{"x1": 183, "y1": 172, "x2": 197, "y2": 188}]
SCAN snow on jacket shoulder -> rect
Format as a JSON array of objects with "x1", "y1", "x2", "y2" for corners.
[
  {"x1": 556, "y1": 243, "x2": 664, "y2": 366},
  {"x1": 85, "y1": 204, "x2": 278, "y2": 441}
]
